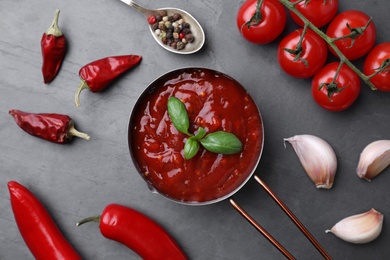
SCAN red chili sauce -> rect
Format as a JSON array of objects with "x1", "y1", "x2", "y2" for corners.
[{"x1": 130, "y1": 68, "x2": 263, "y2": 203}]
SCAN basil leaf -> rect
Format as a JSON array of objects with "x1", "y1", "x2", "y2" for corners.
[
  {"x1": 193, "y1": 127, "x2": 206, "y2": 140},
  {"x1": 184, "y1": 137, "x2": 200, "y2": 159},
  {"x1": 167, "y1": 97, "x2": 191, "y2": 136},
  {"x1": 200, "y1": 131, "x2": 242, "y2": 154}
]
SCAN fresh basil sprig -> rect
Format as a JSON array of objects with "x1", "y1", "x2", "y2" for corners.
[
  {"x1": 167, "y1": 97, "x2": 243, "y2": 159},
  {"x1": 200, "y1": 131, "x2": 242, "y2": 154},
  {"x1": 184, "y1": 137, "x2": 199, "y2": 159},
  {"x1": 167, "y1": 96, "x2": 191, "y2": 136}
]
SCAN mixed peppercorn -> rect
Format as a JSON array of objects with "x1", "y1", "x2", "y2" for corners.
[{"x1": 148, "y1": 10, "x2": 195, "y2": 51}]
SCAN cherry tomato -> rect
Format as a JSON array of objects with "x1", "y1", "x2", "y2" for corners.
[
  {"x1": 363, "y1": 42, "x2": 390, "y2": 92},
  {"x1": 326, "y1": 10, "x2": 376, "y2": 60},
  {"x1": 312, "y1": 62, "x2": 361, "y2": 112},
  {"x1": 277, "y1": 28, "x2": 327, "y2": 78},
  {"x1": 289, "y1": 0, "x2": 338, "y2": 28},
  {"x1": 237, "y1": 0, "x2": 286, "y2": 44}
]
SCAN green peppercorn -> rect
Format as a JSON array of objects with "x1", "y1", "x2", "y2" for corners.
[
  {"x1": 176, "y1": 41, "x2": 185, "y2": 50},
  {"x1": 165, "y1": 21, "x2": 172, "y2": 28},
  {"x1": 159, "y1": 31, "x2": 167, "y2": 40}
]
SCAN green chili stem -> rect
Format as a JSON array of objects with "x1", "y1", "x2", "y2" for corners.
[
  {"x1": 75, "y1": 80, "x2": 90, "y2": 107},
  {"x1": 76, "y1": 216, "x2": 101, "y2": 227},
  {"x1": 277, "y1": 0, "x2": 377, "y2": 90},
  {"x1": 68, "y1": 121, "x2": 91, "y2": 141},
  {"x1": 46, "y1": 9, "x2": 63, "y2": 37}
]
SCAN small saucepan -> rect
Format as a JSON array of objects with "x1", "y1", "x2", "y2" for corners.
[{"x1": 128, "y1": 67, "x2": 264, "y2": 205}]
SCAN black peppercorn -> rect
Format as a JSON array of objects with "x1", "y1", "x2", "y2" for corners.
[
  {"x1": 152, "y1": 23, "x2": 159, "y2": 31},
  {"x1": 182, "y1": 28, "x2": 191, "y2": 35},
  {"x1": 182, "y1": 22, "x2": 190, "y2": 29},
  {"x1": 158, "y1": 10, "x2": 168, "y2": 17},
  {"x1": 167, "y1": 32, "x2": 173, "y2": 40},
  {"x1": 172, "y1": 13, "x2": 181, "y2": 21},
  {"x1": 155, "y1": 14, "x2": 162, "y2": 22},
  {"x1": 185, "y1": 33, "x2": 195, "y2": 43}
]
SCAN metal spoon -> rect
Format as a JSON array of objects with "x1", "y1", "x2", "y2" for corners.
[{"x1": 120, "y1": 0, "x2": 205, "y2": 54}]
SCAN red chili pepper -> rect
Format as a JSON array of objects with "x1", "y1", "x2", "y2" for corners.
[
  {"x1": 41, "y1": 9, "x2": 66, "y2": 84},
  {"x1": 9, "y1": 109, "x2": 90, "y2": 144},
  {"x1": 74, "y1": 55, "x2": 142, "y2": 107},
  {"x1": 8, "y1": 181, "x2": 82, "y2": 260},
  {"x1": 77, "y1": 204, "x2": 188, "y2": 260}
]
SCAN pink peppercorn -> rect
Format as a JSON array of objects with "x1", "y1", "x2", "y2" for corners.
[{"x1": 148, "y1": 16, "x2": 156, "y2": 25}]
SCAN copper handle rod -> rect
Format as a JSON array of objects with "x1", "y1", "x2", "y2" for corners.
[
  {"x1": 229, "y1": 198, "x2": 296, "y2": 260},
  {"x1": 254, "y1": 175, "x2": 332, "y2": 260}
]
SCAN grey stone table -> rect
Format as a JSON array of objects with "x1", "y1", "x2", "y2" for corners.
[{"x1": 1, "y1": 0, "x2": 389, "y2": 259}]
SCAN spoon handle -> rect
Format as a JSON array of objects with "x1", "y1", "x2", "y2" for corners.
[{"x1": 121, "y1": 0, "x2": 155, "y2": 18}]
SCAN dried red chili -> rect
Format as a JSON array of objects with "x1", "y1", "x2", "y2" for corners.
[
  {"x1": 9, "y1": 109, "x2": 90, "y2": 144},
  {"x1": 74, "y1": 55, "x2": 142, "y2": 106},
  {"x1": 41, "y1": 9, "x2": 66, "y2": 84},
  {"x1": 8, "y1": 181, "x2": 82, "y2": 260},
  {"x1": 77, "y1": 204, "x2": 188, "y2": 260}
]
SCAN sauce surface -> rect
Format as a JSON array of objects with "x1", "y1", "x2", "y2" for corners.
[{"x1": 130, "y1": 68, "x2": 263, "y2": 203}]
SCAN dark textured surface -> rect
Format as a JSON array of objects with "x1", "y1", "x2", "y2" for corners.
[{"x1": 0, "y1": 0, "x2": 389, "y2": 259}]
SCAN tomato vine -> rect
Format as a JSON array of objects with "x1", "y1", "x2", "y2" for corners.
[{"x1": 278, "y1": 0, "x2": 383, "y2": 90}]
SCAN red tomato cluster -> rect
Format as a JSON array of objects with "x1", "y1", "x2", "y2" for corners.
[{"x1": 236, "y1": 0, "x2": 390, "y2": 112}]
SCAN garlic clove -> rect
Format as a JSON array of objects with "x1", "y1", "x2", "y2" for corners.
[
  {"x1": 325, "y1": 208, "x2": 384, "y2": 244},
  {"x1": 284, "y1": 134, "x2": 337, "y2": 189},
  {"x1": 356, "y1": 140, "x2": 390, "y2": 181}
]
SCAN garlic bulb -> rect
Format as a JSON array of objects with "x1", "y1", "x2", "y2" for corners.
[
  {"x1": 284, "y1": 134, "x2": 337, "y2": 189},
  {"x1": 325, "y1": 208, "x2": 384, "y2": 244},
  {"x1": 356, "y1": 140, "x2": 390, "y2": 181}
]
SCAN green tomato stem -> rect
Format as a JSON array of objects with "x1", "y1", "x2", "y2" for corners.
[
  {"x1": 331, "y1": 61, "x2": 344, "y2": 85},
  {"x1": 368, "y1": 58, "x2": 390, "y2": 78},
  {"x1": 278, "y1": 0, "x2": 377, "y2": 90},
  {"x1": 244, "y1": 0, "x2": 265, "y2": 28}
]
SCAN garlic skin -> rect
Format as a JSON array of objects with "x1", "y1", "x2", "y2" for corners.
[
  {"x1": 284, "y1": 134, "x2": 337, "y2": 189},
  {"x1": 356, "y1": 140, "x2": 390, "y2": 181},
  {"x1": 325, "y1": 208, "x2": 384, "y2": 244}
]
